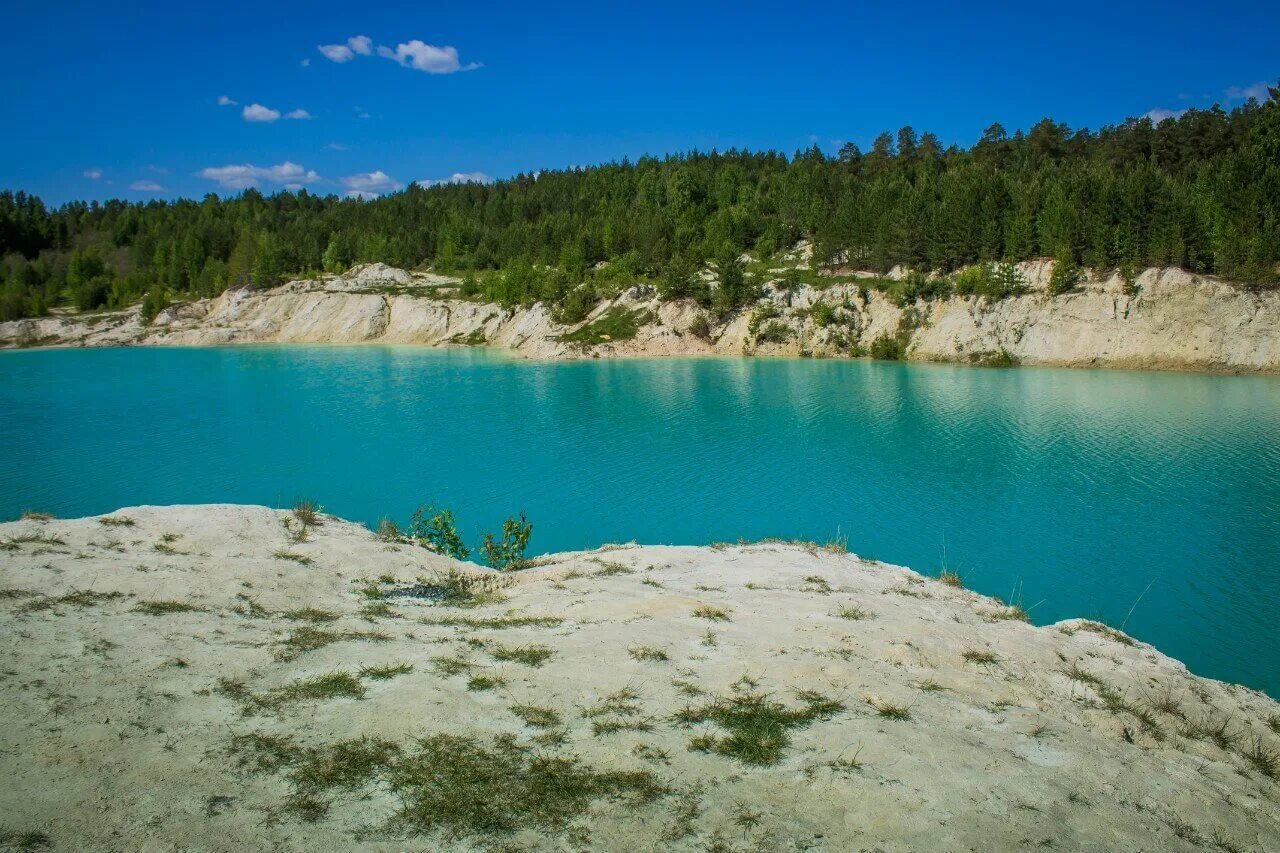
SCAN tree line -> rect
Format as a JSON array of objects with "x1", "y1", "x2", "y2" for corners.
[{"x1": 2, "y1": 84, "x2": 1277, "y2": 322}]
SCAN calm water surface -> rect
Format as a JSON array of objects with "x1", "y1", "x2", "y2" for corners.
[{"x1": 2, "y1": 346, "x2": 1278, "y2": 695}]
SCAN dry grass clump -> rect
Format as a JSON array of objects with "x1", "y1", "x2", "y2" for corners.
[
  {"x1": 510, "y1": 704, "x2": 563, "y2": 729},
  {"x1": 358, "y1": 662, "x2": 414, "y2": 681},
  {"x1": 833, "y1": 604, "x2": 873, "y2": 620},
  {"x1": 692, "y1": 605, "x2": 731, "y2": 622},
  {"x1": 17, "y1": 589, "x2": 126, "y2": 614},
  {"x1": 628, "y1": 646, "x2": 670, "y2": 663},
  {"x1": 97, "y1": 515, "x2": 135, "y2": 527},
  {"x1": 867, "y1": 698, "x2": 912, "y2": 720},
  {"x1": 133, "y1": 600, "x2": 204, "y2": 615},
  {"x1": 274, "y1": 626, "x2": 389, "y2": 661},
  {"x1": 489, "y1": 643, "x2": 554, "y2": 667},
  {"x1": 962, "y1": 649, "x2": 999, "y2": 666}
]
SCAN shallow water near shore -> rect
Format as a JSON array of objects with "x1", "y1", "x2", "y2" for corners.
[{"x1": 2, "y1": 345, "x2": 1278, "y2": 695}]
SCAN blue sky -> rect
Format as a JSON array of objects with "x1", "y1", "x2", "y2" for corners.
[{"x1": 2, "y1": 0, "x2": 1276, "y2": 205}]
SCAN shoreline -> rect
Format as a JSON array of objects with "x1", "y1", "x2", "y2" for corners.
[
  {"x1": 2, "y1": 261, "x2": 1278, "y2": 375},
  {"x1": 8, "y1": 337, "x2": 1280, "y2": 379}
]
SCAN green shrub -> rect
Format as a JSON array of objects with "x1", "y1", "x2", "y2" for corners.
[
  {"x1": 480, "y1": 513, "x2": 533, "y2": 570},
  {"x1": 1048, "y1": 250, "x2": 1081, "y2": 295},
  {"x1": 954, "y1": 262, "x2": 1027, "y2": 299},
  {"x1": 139, "y1": 286, "x2": 169, "y2": 324},
  {"x1": 410, "y1": 505, "x2": 469, "y2": 560},
  {"x1": 869, "y1": 333, "x2": 906, "y2": 360}
]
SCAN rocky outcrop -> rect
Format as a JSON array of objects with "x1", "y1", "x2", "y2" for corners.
[
  {"x1": 3, "y1": 262, "x2": 1277, "y2": 373},
  {"x1": 1, "y1": 505, "x2": 1277, "y2": 850}
]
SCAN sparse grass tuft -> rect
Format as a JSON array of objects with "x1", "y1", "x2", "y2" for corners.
[
  {"x1": 0, "y1": 827, "x2": 53, "y2": 850},
  {"x1": 510, "y1": 704, "x2": 562, "y2": 729},
  {"x1": 466, "y1": 674, "x2": 506, "y2": 691},
  {"x1": 868, "y1": 698, "x2": 912, "y2": 720},
  {"x1": 133, "y1": 600, "x2": 204, "y2": 615},
  {"x1": 833, "y1": 604, "x2": 873, "y2": 620},
  {"x1": 97, "y1": 515, "x2": 135, "y2": 527},
  {"x1": 489, "y1": 643, "x2": 554, "y2": 667},
  {"x1": 225, "y1": 672, "x2": 368, "y2": 714},
  {"x1": 420, "y1": 613, "x2": 562, "y2": 629},
  {"x1": 19, "y1": 511, "x2": 54, "y2": 521},
  {"x1": 629, "y1": 646, "x2": 670, "y2": 663},
  {"x1": 1242, "y1": 736, "x2": 1279, "y2": 779},
  {"x1": 358, "y1": 662, "x2": 414, "y2": 681},
  {"x1": 281, "y1": 607, "x2": 340, "y2": 623},
  {"x1": 674, "y1": 689, "x2": 844, "y2": 765},
  {"x1": 383, "y1": 734, "x2": 665, "y2": 838},
  {"x1": 3, "y1": 532, "x2": 67, "y2": 550},
  {"x1": 17, "y1": 589, "x2": 126, "y2": 614},
  {"x1": 274, "y1": 626, "x2": 389, "y2": 661},
  {"x1": 593, "y1": 561, "x2": 634, "y2": 576},
  {"x1": 582, "y1": 686, "x2": 654, "y2": 736},
  {"x1": 1074, "y1": 620, "x2": 1136, "y2": 646},
  {"x1": 962, "y1": 649, "x2": 999, "y2": 666},
  {"x1": 937, "y1": 569, "x2": 963, "y2": 587},
  {"x1": 272, "y1": 549, "x2": 314, "y2": 565},
  {"x1": 431, "y1": 655, "x2": 474, "y2": 677},
  {"x1": 692, "y1": 605, "x2": 731, "y2": 622},
  {"x1": 375, "y1": 517, "x2": 402, "y2": 541},
  {"x1": 990, "y1": 604, "x2": 1029, "y2": 622},
  {"x1": 803, "y1": 575, "x2": 833, "y2": 593}
]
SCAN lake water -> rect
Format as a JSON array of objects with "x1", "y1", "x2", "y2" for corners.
[{"x1": 2, "y1": 345, "x2": 1278, "y2": 696}]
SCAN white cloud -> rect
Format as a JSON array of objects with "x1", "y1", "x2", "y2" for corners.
[
  {"x1": 83, "y1": 168, "x2": 103, "y2": 180},
  {"x1": 285, "y1": 108, "x2": 313, "y2": 120},
  {"x1": 376, "y1": 40, "x2": 479, "y2": 74},
  {"x1": 318, "y1": 43, "x2": 354, "y2": 63},
  {"x1": 300, "y1": 58, "x2": 311, "y2": 67},
  {"x1": 130, "y1": 180, "x2": 165, "y2": 192},
  {"x1": 348, "y1": 35, "x2": 373, "y2": 56},
  {"x1": 341, "y1": 170, "x2": 403, "y2": 198},
  {"x1": 324, "y1": 142, "x2": 348, "y2": 151},
  {"x1": 415, "y1": 171, "x2": 492, "y2": 188},
  {"x1": 1226, "y1": 81, "x2": 1272, "y2": 102},
  {"x1": 1143, "y1": 108, "x2": 1186, "y2": 123},
  {"x1": 243, "y1": 103, "x2": 281, "y2": 122},
  {"x1": 199, "y1": 161, "x2": 322, "y2": 190},
  {"x1": 217, "y1": 95, "x2": 238, "y2": 106}
]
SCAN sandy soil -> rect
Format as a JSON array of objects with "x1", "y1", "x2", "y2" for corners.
[{"x1": 1, "y1": 505, "x2": 1277, "y2": 851}]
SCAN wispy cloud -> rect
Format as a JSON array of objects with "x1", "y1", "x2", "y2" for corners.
[
  {"x1": 1143, "y1": 107, "x2": 1186, "y2": 123},
  {"x1": 199, "y1": 161, "x2": 322, "y2": 191},
  {"x1": 318, "y1": 35, "x2": 373, "y2": 64},
  {"x1": 243, "y1": 103, "x2": 281, "y2": 122},
  {"x1": 318, "y1": 35, "x2": 479, "y2": 74},
  {"x1": 341, "y1": 170, "x2": 403, "y2": 198},
  {"x1": 376, "y1": 40, "x2": 480, "y2": 74},
  {"x1": 416, "y1": 171, "x2": 492, "y2": 188},
  {"x1": 83, "y1": 168, "x2": 103, "y2": 180},
  {"x1": 324, "y1": 142, "x2": 348, "y2": 151},
  {"x1": 129, "y1": 180, "x2": 165, "y2": 192},
  {"x1": 217, "y1": 95, "x2": 238, "y2": 107},
  {"x1": 300, "y1": 58, "x2": 311, "y2": 68},
  {"x1": 240, "y1": 103, "x2": 311, "y2": 122},
  {"x1": 1225, "y1": 81, "x2": 1272, "y2": 102}
]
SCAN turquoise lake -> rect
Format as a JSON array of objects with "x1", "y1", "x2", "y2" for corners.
[{"x1": 2, "y1": 345, "x2": 1278, "y2": 696}]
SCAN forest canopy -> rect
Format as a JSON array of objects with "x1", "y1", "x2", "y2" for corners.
[{"x1": 2, "y1": 86, "x2": 1278, "y2": 322}]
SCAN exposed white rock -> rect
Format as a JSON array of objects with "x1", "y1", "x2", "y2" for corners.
[
  {"x1": 2, "y1": 262, "x2": 1278, "y2": 373},
  {"x1": 0, "y1": 505, "x2": 1276, "y2": 850}
]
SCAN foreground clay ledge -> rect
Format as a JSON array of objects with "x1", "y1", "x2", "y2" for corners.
[{"x1": 1, "y1": 505, "x2": 1276, "y2": 851}]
